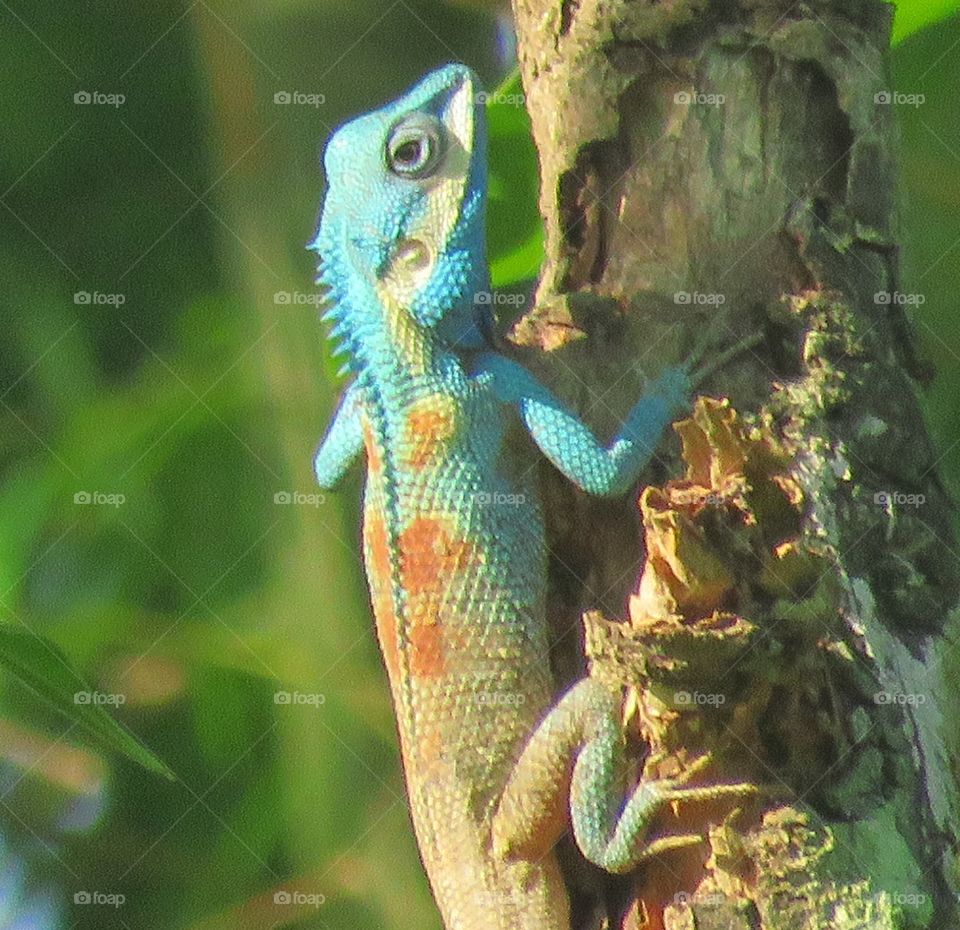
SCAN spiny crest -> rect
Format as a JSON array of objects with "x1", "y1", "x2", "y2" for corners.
[{"x1": 313, "y1": 255, "x2": 355, "y2": 376}]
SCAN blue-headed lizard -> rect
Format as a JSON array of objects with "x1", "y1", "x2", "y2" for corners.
[{"x1": 312, "y1": 64, "x2": 757, "y2": 930}]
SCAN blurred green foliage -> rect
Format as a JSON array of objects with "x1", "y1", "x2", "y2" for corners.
[
  {"x1": 893, "y1": 0, "x2": 960, "y2": 43},
  {"x1": 0, "y1": 2, "x2": 957, "y2": 929},
  {"x1": 0, "y1": 625, "x2": 173, "y2": 778},
  {"x1": 486, "y1": 70, "x2": 543, "y2": 287}
]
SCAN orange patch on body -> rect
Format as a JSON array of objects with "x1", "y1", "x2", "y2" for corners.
[
  {"x1": 399, "y1": 516, "x2": 475, "y2": 595},
  {"x1": 403, "y1": 395, "x2": 458, "y2": 470},
  {"x1": 362, "y1": 420, "x2": 383, "y2": 475},
  {"x1": 396, "y1": 515, "x2": 477, "y2": 678},
  {"x1": 363, "y1": 509, "x2": 398, "y2": 678},
  {"x1": 409, "y1": 624, "x2": 445, "y2": 678}
]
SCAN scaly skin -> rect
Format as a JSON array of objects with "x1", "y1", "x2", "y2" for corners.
[{"x1": 312, "y1": 65, "x2": 755, "y2": 930}]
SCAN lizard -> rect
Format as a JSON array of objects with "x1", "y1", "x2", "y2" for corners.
[{"x1": 311, "y1": 63, "x2": 758, "y2": 930}]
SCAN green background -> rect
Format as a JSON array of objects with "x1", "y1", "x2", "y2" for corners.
[{"x1": 0, "y1": 2, "x2": 956, "y2": 928}]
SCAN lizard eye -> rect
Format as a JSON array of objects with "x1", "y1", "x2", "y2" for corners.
[{"x1": 386, "y1": 115, "x2": 445, "y2": 179}]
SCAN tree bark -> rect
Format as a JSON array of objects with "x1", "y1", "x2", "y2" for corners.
[{"x1": 509, "y1": 1, "x2": 960, "y2": 927}]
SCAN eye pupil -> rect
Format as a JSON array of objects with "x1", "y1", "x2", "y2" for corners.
[{"x1": 394, "y1": 138, "x2": 425, "y2": 166}]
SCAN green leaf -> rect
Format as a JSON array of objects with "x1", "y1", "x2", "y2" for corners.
[
  {"x1": 0, "y1": 624, "x2": 175, "y2": 779},
  {"x1": 486, "y1": 69, "x2": 544, "y2": 288},
  {"x1": 893, "y1": 0, "x2": 960, "y2": 44}
]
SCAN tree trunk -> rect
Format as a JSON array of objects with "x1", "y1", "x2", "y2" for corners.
[{"x1": 509, "y1": 1, "x2": 960, "y2": 927}]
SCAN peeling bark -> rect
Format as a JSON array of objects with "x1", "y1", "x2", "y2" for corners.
[{"x1": 508, "y1": 1, "x2": 960, "y2": 927}]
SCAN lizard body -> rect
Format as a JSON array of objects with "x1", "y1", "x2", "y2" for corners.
[{"x1": 312, "y1": 64, "x2": 753, "y2": 930}]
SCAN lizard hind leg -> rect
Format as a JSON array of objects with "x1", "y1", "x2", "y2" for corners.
[
  {"x1": 570, "y1": 707, "x2": 760, "y2": 874},
  {"x1": 494, "y1": 676, "x2": 758, "y2": 876},
  {"x1": 493, "y1": 677, "x2": 651, "y2": 866}
]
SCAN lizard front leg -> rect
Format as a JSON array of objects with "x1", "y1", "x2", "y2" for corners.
[
  {"x1": 492, "y1": 678, "x2": 757, "y2": 874},
  {"x1": 478, "y1": 353, "x2": 691, "y2": 498},
  {"x1": 314, "y1": 382, "x2": 365, "y2": 489}
]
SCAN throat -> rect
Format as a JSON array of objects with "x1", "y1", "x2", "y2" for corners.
[{"x1": 348, "y1": 286, "x2": 438, "y2": 391}]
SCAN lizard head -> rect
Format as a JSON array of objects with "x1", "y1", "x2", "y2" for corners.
[{"x1": 312, "y1": 64, "x2": 491, "y2": 370}]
